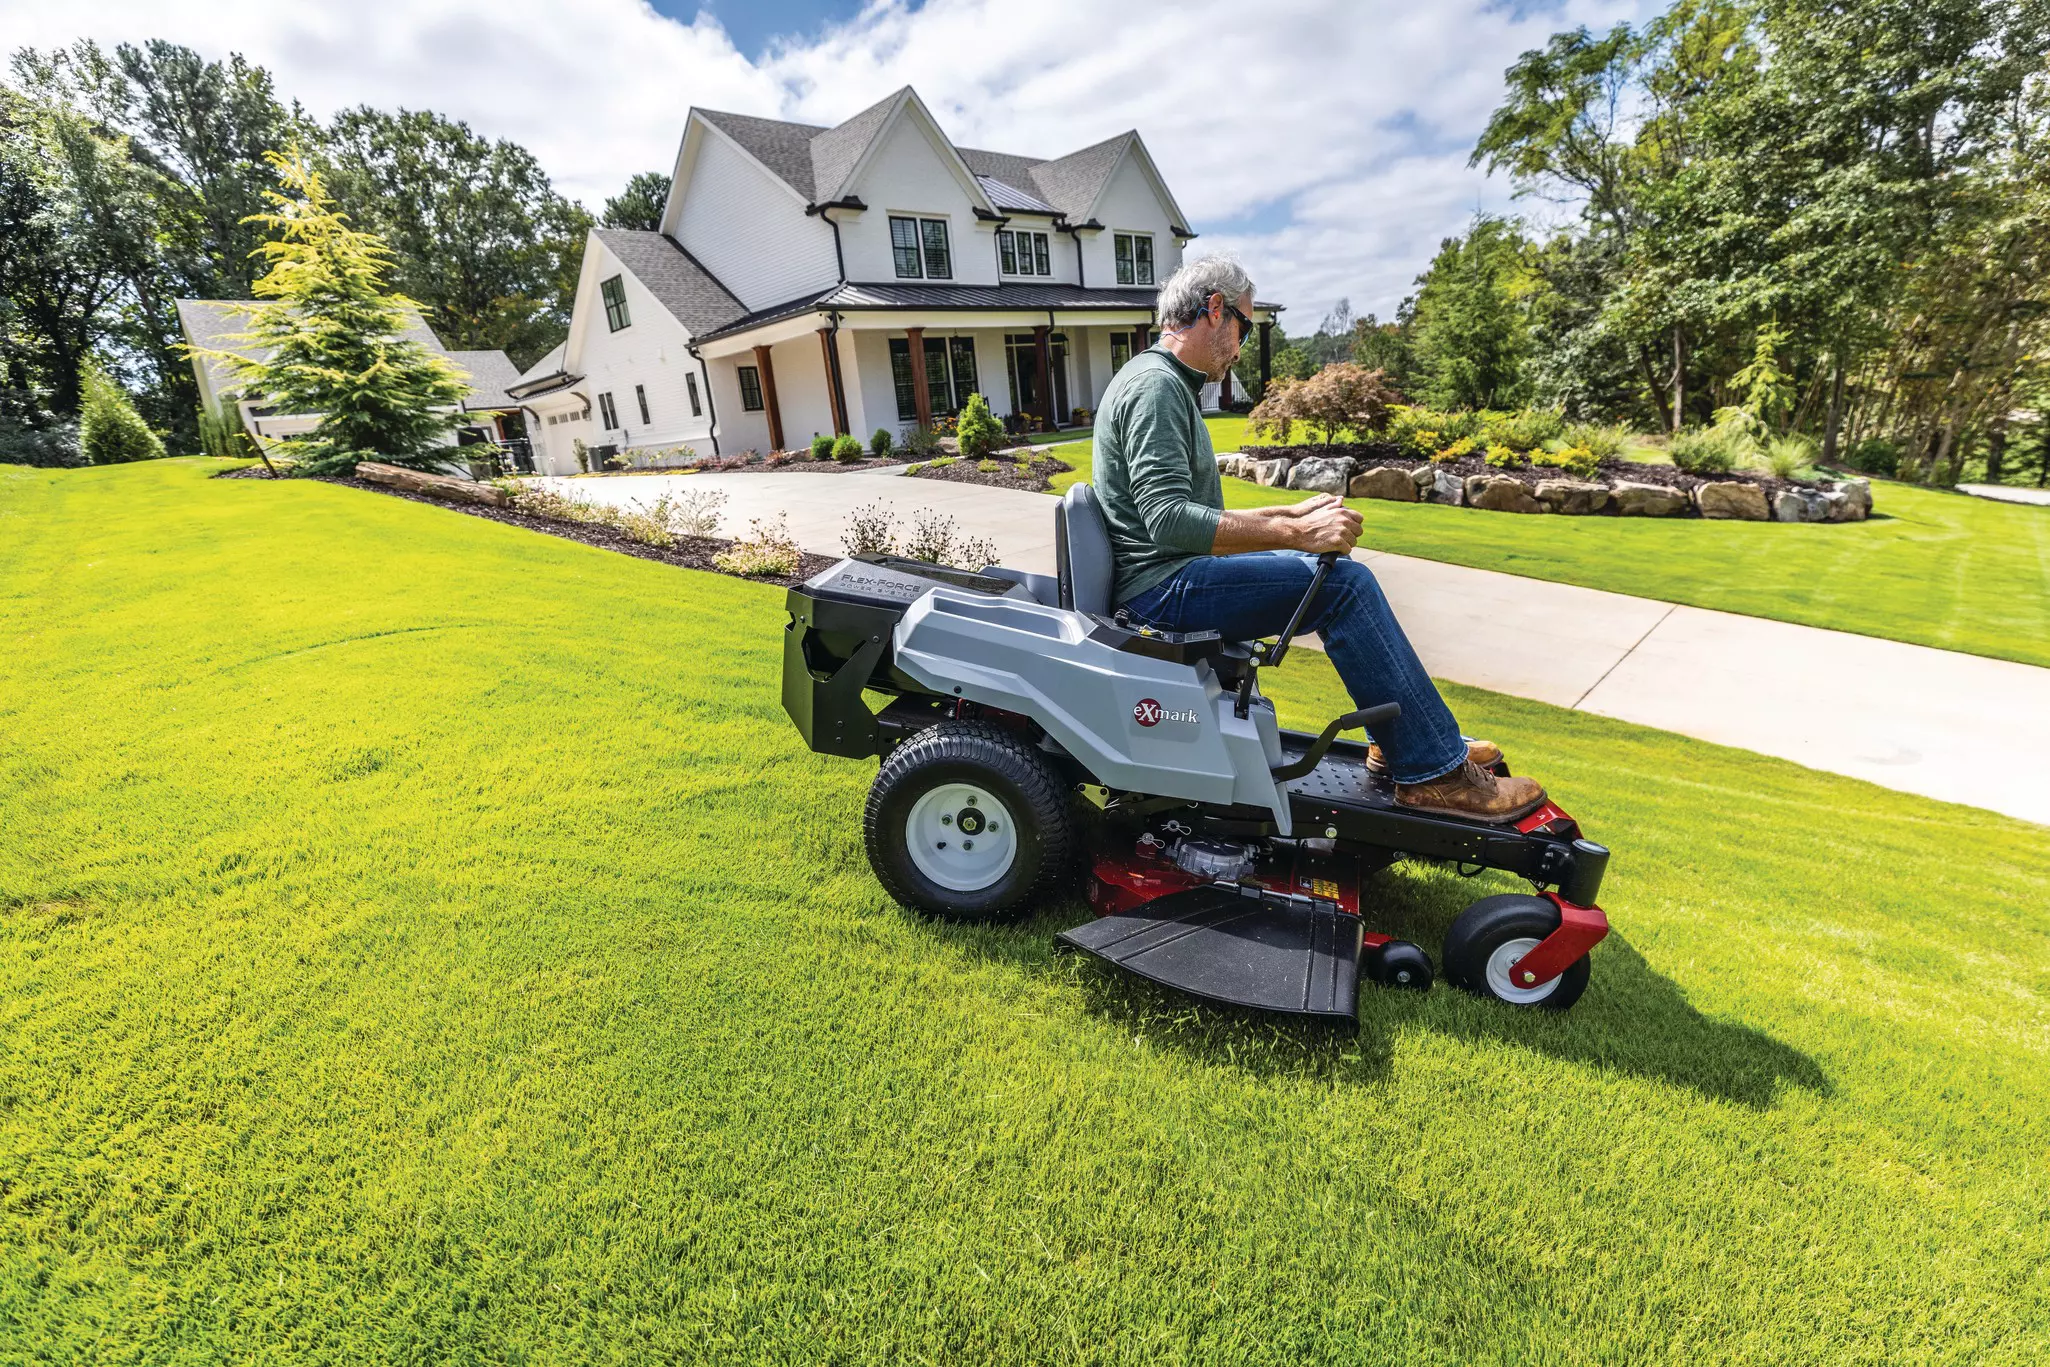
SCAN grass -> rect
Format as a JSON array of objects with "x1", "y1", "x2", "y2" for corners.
[
  {"x1": 1049, "y1": 425, "x2": 2050, "y2": 670},
  {"x1": 3, "y1": 459, "x2": 2047, "y2": 1363}
]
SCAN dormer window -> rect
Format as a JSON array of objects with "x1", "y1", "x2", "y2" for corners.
[
  {"x1": 890, "y1": 216, "x2": 953, "y2": 279},
  {"x1": 1114, "y1": 233, "x2": 1155, "y2": 286},
  {"x1": 601, "y1": 275, "x2": 631, "y2": 331},
  {"x1": 999, "y1": 229, "x2": 1052, "y2": 277}
]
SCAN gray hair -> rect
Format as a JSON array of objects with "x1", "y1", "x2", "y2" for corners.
[{"x1": 1156, "y1": 254, "x2": 1254, "y2": 328}]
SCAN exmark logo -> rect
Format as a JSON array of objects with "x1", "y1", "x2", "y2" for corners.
[{"x1": 1133, "y1": 698, "x2": 1199, "y2": 728}]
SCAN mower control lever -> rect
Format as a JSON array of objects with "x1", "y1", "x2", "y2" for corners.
[
  {"x1": 1270, "y1": 702, "x2": 1401, "y2": 782},
  {"x1": 1263, "y1": 551, "x2": 1340, "y2": 670}
]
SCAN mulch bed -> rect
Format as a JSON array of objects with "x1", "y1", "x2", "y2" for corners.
[
  {"x1": 1251, "y1": 443, "x2": 1829, "y2": 502},
  {"x1": 906, "y1": 452, "x2": 1074, "y2": 493},
  {"x1": 215, "y1": 466, "x2": 838, "y2": 588}
]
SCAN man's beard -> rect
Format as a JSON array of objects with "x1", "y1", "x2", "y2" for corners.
[{"x1": 1206, "y1": 333, "x2": 1243, "y2": 382}]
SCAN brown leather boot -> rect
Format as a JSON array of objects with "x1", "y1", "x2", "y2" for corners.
[
  {"x1": 1395, "y1": 760, "x2": 1546, "y2": 823},
  {"x1": 1367, "y1": 738, "x2": 1502, "y2": 776}
]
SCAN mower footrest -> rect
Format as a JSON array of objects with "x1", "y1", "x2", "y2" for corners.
[{"x1": 1055, "y1": 886, "x2": 1362, "y2": 1021}]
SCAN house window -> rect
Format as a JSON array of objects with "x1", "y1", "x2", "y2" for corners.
[
  {"x1": 1111, "y1": 333, "x2": 1132, "y2": 375},
  {"x1": 601, "y1": 275, "x2": 631, "y2": 331},
  {"x1": 1114, "y1": 233, "x2": 1154, "y2": 286},
  {"x1": 737, "y1": 366, "x2": 764, "y2": 412},
  {"x1": 889, "y1": 215, "x2": 952, "y2": 279},
  {"x1": 686, "y1": 373, "x2": 702, "y2": 417},
  {"x1": 598, "y1": 391, "x2": 619, "y2": 429},
  {"x1": 888, "y1": 335, "x2": 981, "y2": 423},
  {"x1": 635, "y1": 384, "x2": 650, "y2": 425},
  {"x1": 999, "y1": 229, "x2": 1052, "y2": 277}
]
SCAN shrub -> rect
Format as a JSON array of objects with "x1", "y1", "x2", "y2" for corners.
[
  {"x1": 573, "y1": 438, "x2": 590, "y2": 473},
  {"x1": 79, "y1": 361, "x2": 166, "y2": 465},
  {"x1": 670, "y1": 487, "x2": 726, "y2": 538},
  {"x1": 956, "y1": 392, "x2": 1005, "y2": 459},
  {"x1": 1478, "y1": 408, "x2": 1564, "y2": 453},
  {"x1": 1539, "y1": 445, "x2": 1600, "y2": 479},
  {"x1": 870, "y1": 427, "x2": 893, "y2": 457},
  {"x1": 1845, "y1": 438, "x2": 1900, "y2": 478},
  {"x1": 1247, "y1": 364, "x2": 1395, "y2": 444},
  {"x1": 1387, "y1": 405, "x2": 1480, "y2": 456},
  {"x1": 831, "y1": 433, "x2": 865, "y2": 463},
  {"x1": 1431, "y1": 435, "x2": 1477, "y2": 463},
  {"x1": 1484, "y1": 443, "x2": 1525, "y2": 469},
  {"x1": 843, "y1": 501, "x2": 899, "y2": 557},
  {"x1": 1760, "y1": 435, "x2": 1816, "y2": 480},
  {"x1": 977, "y1": 459, "x2": 1000, "y2": 473},
  {"x1": 198, "y1": 402, "x2": 258, "y2": 461},
  {"x1": 901, "y1": 423, "x2": 941, "y2": 458},
  {"x1": 903, "y1": 462, "x2": 924, "y2": 475},
  {"x1": 614, "y1": 498, "x2": 676, "y2": 547},
  {"x1": 1069, "y1": 407, "x2": 1091, "y2": 428},
  {"x1": 1669, "y1": 427, "x2": 1740, "y2": 474},
  {"x1": 1564, "y1": 421, "x2": 1631, "y2": 461},
  {"x1": 0, "y1": 417, "x2": 83, "y2": 468},
  {"x1": 763, "y1": 450, "x2": 793, "y2": 468},
  {"x1": 901, "y1": 508, "x2": 994, "y2": 568},
  {"x1": 809, "y1": 433, "x2": 835, "y2": 461},
  {"x1": 924, "y1": 456, "x2": 956, "y2": 469},
  {"x1": 714, "y1": 514, "x2": 801, "y2": 578}
]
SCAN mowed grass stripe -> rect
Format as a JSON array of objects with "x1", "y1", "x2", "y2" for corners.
[{"x1": 0, "y1": 460, "x2": 2045, "y2": 1363}]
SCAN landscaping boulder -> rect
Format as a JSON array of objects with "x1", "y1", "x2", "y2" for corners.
[
  {"x1": 1410, "y1": 466, "x2": 1436, "y2": 492},
  {"x1": 1611, "y1": 480, "x2": 1689, "y2": 517},
  {"x1": 1254, "y1": 457, "x2": 1294, "y2": 487},
  {"x1": 355, "y1": 461, "x2": 509, "y2": 508},
  {"x1": 1696, "y1": 480, "x2": 1770, "y2": 521},
  {"x1": 1535, "y1": 478, "x2": 1609, "y2": 515},
  {"x1": 1427, "y1": 466, "x2": 1465, "y2": 506},
  {"x1": 1348, "y1": 465, "x2": 1417, "y2": 502},
  {"x1": 1215, "y1": 452, "x2": 1259, "y2": 481},
  {"x1": 1287, "y1": 456, "x2": 1354, "y2": 495},
  {"x1": 1829, "y1": 478, "x2": 1872, "y2": 521},
  {"x1": 1773, "y1": 488, "x2": 1832, "y2": 522},
  {"x1": 1464, "y1": 474, "x2": 1543, "y2": 514}
]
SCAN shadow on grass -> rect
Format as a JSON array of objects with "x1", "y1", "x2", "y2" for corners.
[{"x1": 926, "y1": 870, "x2": 1829, "y2": 1110}]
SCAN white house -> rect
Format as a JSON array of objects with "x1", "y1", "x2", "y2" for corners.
[
  {"x1": 511, "y1": 86, "x2": 1282, "y2": 475},
  {"x1": 176, "y1": 299, "x2": 526, "y2": 459}
]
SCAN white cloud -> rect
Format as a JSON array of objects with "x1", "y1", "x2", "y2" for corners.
[{"x1": 4, "y1": 0, "x2": 1653, "y2": 324}]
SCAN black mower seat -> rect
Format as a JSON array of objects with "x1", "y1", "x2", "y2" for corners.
[{"x1": 1056, "y1": 483, "x2": 1258, "y2": 674}]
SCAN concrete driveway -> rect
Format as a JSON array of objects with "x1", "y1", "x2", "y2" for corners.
[{"x1": 533, "y1": 469, "x2": 2050, "y2": 827}]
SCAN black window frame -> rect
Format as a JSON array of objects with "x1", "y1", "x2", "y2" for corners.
[
  {"x1": 598, "y1": 391, "x2": 619, "y2": 430},
  {"x1": 920, "y1": 218, "x2": 952, "y2": 280},
  {"x1": 998, "y1": 231, "x2": 1018, "y2": 275},
  {"x1": 685, "y1": 372, "x2": 702, "y2": 417},
  {"x1": 737, "y1": 366, "x2": 764, "y2": 412},
  {"x1": 634, "y1": 383, "x2": 650, "y2": 425},
  {"x1": 601, "y1": 274, "x2": 631, "y2": 332},
  {"x1": 1001, "y1": 229, "x2": 1052, "y2": 277},
  {"x1": 1110, "y1": 333, "x2": 1132, "y2": 375},
  {"x1": 1134, "y1": 234, "x2": 1154, "y2": 285},
  {"x1": 947, "y1": 336, "x2": 979, "y2": 412},
  {"x1": 889, "y1": 216, "x2": 924, "y2": 278},
  {"x1": 890, "y1": 214, "x2": 954, "y2": 279}
]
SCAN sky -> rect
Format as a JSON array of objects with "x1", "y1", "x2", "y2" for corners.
[{"x1": 2, "y1": 0, "x2": 1658, "y2": 330}]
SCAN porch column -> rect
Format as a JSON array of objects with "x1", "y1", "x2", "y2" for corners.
[
  {"x1": 817, "y1": 327, "x2": 848, "y2": 436},
  {"x1": 752, "y1": 343, "x2": 785, "y2": 450},
  {"x1": 1258, "y1": 319, "x2": 1273, "y2": 394},
  {"x1": 1220, "y1": 366, "x2": 1234, "y2": 406},
  {"x1": 906, "y1": 327, "x2": 932, "y2": 429},
  {"x1": 1032, "y1": 325, "x2": 1053, "y2": 427}
]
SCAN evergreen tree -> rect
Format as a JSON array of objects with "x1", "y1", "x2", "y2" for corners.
[
  {"x1": 78, "y1": 358, "x2": 165, "y2": 463},
  {"x1": 601, "y1": 171, "x2": 670, "y2": 231},
  {"x1": 1409, "y1": 216, "x2": 1531, "y2": 411},
  {"x1": 210, "y1": 146, "x2": 467, "y2": 476}
]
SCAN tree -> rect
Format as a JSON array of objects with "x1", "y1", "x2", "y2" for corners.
[
  {"x1": 320, "y1": 107, "x2": 592, "y2": 369},
  {"x1": 1350, "y1": 304, "x2": 1414, "y2": 396},
  {"x1": 1247, "y1": 364, "x2": 1396, "y2": 444},
  {"x1": 602, "y1": 171, "x2": 670, "y2": 231},
  {"x1": 78, "y1": 358, "x2": 164, "y2": 463},
  {"x1": 1408, "y1": 216, "x2": 1531, "y2": 410},
  {"x1": 208, "y1": 147, "x2": 469, "y2": 476},
  {"x1": 955, "y1": 391, "x2": 1004, "y2": 458}
]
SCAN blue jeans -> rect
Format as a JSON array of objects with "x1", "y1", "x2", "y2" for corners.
[{"x1": 1123, "y1": 551, "x2": 1468, "y2": 784}]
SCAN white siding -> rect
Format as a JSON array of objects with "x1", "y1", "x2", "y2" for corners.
[
  {"x1": 1081, "y1": 149, "x2": 1185, "y2": 290},
  {"x1": 576, "y1": 238, "x2": 718, "y2": 459},
  {"x1": 839, "y1": 119, "x2": 996, "y2": 285},
  {"x1": 707, "y1": 357, "x2": 772, "y2": 455},
  {"x1": 676, "y1": 129, "x2": 840, "y2": 311}
]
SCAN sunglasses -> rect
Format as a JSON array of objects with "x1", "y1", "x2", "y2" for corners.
[{"x1": 1214, "y1": 296, "x2": 1253, "y2": 342}]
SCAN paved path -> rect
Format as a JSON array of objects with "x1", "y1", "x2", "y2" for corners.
[
  {"x1": 1956, "y1": 483, "x2": 2050, "y2": 507},
  {"x1": 536, "y1": 471, "x2": 2050, "y2": 827}
]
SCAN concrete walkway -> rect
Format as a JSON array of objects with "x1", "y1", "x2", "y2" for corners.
[
  {"x1": 1956, "y1": 483, "x2": 2050, "y2": 507},
  {"x1": 536, "y1": 470, "x2": 2050, "y2": 827}
]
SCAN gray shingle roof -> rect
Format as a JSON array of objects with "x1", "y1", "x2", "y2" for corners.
[
  {"x1": 175, "y1": 298, "x2": 449, "y2": 400},
  {"x1": 593, "y1": 229, "x2": 747, "y2": 337},
  {"x1": 808, "y1": 88, "x2": 905, "y2": 204},
  {"x1": 447, "y1": 350, "x2": 524, "y2": 410},
  {"x1": 697, "y1": 109, "x2": 827, "y2": 201},
  {"x1": 1021, "y1": 132, "x2": 1132, "y2": 221}
]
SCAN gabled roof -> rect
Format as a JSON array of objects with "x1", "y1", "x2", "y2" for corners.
[
  {"x1": 691, "y1": 92, "x2": 1162, "y2": 228},
  {"x1": 592, "y1": 229, "x2": 747, "y2": 337},
  {"x1": 175, "y1": 298, "x2": 491, "y2": 404},
  {"x1": 447, "y1": 350, "x2": 524, "y2": 411}
]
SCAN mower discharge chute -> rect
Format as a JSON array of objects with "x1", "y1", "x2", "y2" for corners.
[{"x1": 782, "y1": 484, "x2": 1611, "y2": 1023}]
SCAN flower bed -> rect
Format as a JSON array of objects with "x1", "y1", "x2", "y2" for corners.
[
  {"x1": 906, "y1": 451, "x2": 1073, "y2": 493},
  {"x1": 1221, "y1": 444, "x2": 1872, "y2": 522}
]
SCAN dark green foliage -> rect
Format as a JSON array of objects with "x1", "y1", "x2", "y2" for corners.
[
  {"x1": 809, "y1": 433, "x2": 835, "y2": 460},
  {"x1": 1409, "y1": 216, "x2": 1531, "y2": 411},
  {"x1": 77, "y1": 360, "x2": 164, "y2": 463},
  {"x1": 955, "y1": 392, "x2": 1004, "y2": 459},
  {"x1": 601, "y1": 171, "x2": 670, "y2": 231},
  {"x1": 0, "y1": 415, "x2": 82, "y2": 467},
  {"x1": 869, "y1": 426, "x2": 893, "y2": 456},
  {"x1": 830, "y1": 433, "x2": 864, "y2": 463}
]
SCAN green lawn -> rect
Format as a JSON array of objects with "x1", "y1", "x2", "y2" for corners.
[
  {"x1": 3, "y1": 460, "x2": 2047, "y2": 1363},
  {"x1": 1049, "y1": 426, "x2": 2050, "y2": 670}
]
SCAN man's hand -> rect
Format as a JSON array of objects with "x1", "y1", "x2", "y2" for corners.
[{"x1": 1210, "y1": 494, "x2": 1362, "y2": 555}]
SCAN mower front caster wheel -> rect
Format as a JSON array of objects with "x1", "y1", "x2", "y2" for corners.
[
  {"x1": 1369, "y1": 940, "x2": 1433, "y2": 991},
  {"x1": 1442, "y1": 894, "x2": 1591, "y2": 1011},
  {"x1": 865, "y1": 721, "x2": 1075, "y2": 922}
]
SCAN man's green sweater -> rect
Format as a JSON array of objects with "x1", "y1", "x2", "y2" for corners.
[{"x1": 1091, "y1": 345, "x2": 1221, "y2": 603}]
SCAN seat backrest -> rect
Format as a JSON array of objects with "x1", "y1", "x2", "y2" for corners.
[{"x1": 1055, "y1": 482, "x2": 1115, "y2": 616}]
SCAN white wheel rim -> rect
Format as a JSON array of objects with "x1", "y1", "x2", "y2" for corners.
[
  {"x1": 1484, "y1": 936, "x2": 1560, "y2": 1005},
  {"x1": 905, "y1": 782, "x2": 1017, "y2": 893}
]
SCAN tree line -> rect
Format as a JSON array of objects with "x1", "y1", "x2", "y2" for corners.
[
  {"x1": 0, "y1": 39, "x2": 667, "y2": 463},
  {"x1": 1245, "y1": 0, "x2": 2050, "y2": 486}
]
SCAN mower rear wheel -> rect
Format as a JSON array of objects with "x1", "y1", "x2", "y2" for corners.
[
  {"x1": 1442, "y1": 894, "x2": 1591, "y2": 1011},
  {"x1": 866, "y1": 721, "x2": 1075, "y2": 922}
]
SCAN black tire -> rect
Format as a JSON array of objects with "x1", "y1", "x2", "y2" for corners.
[
  {"x1": 1442, "y1": 893, "x2": 1591, "y2": 1011},
  {"x1": 1370, "y1": 940, "x2": 1434, "y2": 992},
  {"x1": 864, "y1": 721, "x2": 1075, "y2": 922}
]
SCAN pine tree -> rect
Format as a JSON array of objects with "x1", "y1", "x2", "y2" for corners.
[
  {"x1": 78, "y1": 360, "x2": 166, "y2": 464},
  {"x1": 955, "y1": 392, "x2": 1004, "y2": 459},
  {"x1": 210, "y1": 146, "x2": 467, "y2": 476}
]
